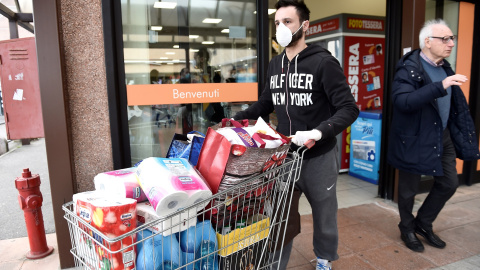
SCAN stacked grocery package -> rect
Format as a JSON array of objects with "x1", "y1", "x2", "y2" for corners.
[{"x1": 72, "y1": 157, "x2": 214, "y2": 270}]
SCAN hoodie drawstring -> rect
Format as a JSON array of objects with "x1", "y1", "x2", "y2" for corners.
[
  {"x1": 295, "y1": 54, "x2": 298, "y2": 75},
  {"x1": 283, "y1": 53, "x2": 300, "y2": 136}
]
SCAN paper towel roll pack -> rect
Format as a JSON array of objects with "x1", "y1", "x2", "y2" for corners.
[
  {"x1": 136, "y1": 157, "x2": 212, "y2": 216},
  {"x1": 94, "y1": 167, "x2": 148, "y2": 202},
  {"x1": 75, "y1": 191, "x2": 137, "y2": 270},
  {"x1": 136, "y1": 201, "x2": 197, "y2": 236}
]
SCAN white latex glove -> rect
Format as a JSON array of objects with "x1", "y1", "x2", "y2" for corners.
[{"x1": 291, "y1": 129, "x2": 322, "y2": 146}]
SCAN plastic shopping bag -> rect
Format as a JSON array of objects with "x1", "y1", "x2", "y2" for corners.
[
  {"x1": 196, "y1": 119, "x2": 290, "y2": 194},
  {"x1": 166, "y1": 131, "x2": 205, "y2": 166}
]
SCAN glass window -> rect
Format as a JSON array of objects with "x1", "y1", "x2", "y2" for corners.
[{"x1": 121, "y1": 0, "x2": 258, "y2": 164}]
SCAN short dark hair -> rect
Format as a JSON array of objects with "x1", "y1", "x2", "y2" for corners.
[{"x1": 274, "y1": 0, "x2": 310, "y2": 22}]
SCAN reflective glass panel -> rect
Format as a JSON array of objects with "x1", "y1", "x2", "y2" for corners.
[{"x1": 121, "y1": 0, "x2": 258, "y2": 164}]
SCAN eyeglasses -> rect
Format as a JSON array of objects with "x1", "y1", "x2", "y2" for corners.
[{"x1": 429, "y1": 35, "x2": 456, "y2": 44}]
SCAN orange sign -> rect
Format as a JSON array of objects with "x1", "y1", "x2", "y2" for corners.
[
  {"x1": 127, "y1": 83, "x2": 258, "y2": 105},
  {"x1": 347, "y1": 18, "x2": 384, "y2": 31}
]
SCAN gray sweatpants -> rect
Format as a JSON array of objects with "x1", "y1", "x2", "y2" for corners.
[{"x1": 272, "y1": 147, "x2": 340, "y2": 269}]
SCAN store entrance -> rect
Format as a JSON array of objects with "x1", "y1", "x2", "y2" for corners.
[{"x1": 122, "y1": 0, "x2": 261, "y2": 165}]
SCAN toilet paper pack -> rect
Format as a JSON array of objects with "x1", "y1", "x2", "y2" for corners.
[
  {"x1": 94, "y1": 167, "x2": 148, "y2": 202},
  {"x1": 75, "y1": 191, "x2": 137, "y2": 270}
]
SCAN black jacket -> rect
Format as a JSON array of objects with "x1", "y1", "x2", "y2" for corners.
[
  {"x1": 234, "y1": 44, "x2": 359, "y2": 158},
  {"x1": 387, "y1": 49, "x2": 479, "y2": 176}
]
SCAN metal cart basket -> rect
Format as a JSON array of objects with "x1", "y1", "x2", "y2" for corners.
[{"x1": 62, "y1": 142, "x2": 313, "y2": 270}]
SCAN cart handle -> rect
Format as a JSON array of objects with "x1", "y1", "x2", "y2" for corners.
[{"x1": 304, "y1": 139, "x2": 315, "y2": 149}]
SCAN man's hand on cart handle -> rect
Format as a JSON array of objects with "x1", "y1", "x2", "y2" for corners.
[{"x1": 291, "y1": 129, "x2": 321, "y2": 147}]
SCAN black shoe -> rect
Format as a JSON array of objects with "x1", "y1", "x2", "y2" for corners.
[
  {"x1": 401, "y1": 232, "x2": 425, "y2": 252},
  {"x1": 415, "y1": 223, "x2": 446, "y2": 248}
]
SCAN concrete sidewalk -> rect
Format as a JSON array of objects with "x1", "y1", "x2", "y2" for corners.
[
  {"x1": 1, "y1": 182, "x2": 479, "y2": 269},
  {"x1": 288, "y1": 182, "x2": 480, "y2": 269}
]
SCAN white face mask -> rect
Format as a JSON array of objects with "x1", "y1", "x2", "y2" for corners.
[{"x1": 276, "y1": 21, "x2": 304, "y2": 47}]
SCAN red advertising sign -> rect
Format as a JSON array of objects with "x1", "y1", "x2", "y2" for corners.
[
  {"x1": 339, "y1": 36, "x2": 385, "y2": 171},
  {"x1": 305, "y1": 18, "x2": 340, "y2": 37},
  {"x1": 347, "y1": 18, "x2": 384, "y2": 31},
  {"x1": 344, "y1": 36, "x2": 385, "y2": 111}
]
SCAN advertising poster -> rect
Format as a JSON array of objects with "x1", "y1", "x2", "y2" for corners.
[
  {"x1": 349, "y1": 111, "x2": 382, "y2": 184},
  {"x1": 343, "y1": 36, "x2": 385, "y2": 111},
  {"x1": 339, "y1": 128, "x2": 351, "y2": 172}
]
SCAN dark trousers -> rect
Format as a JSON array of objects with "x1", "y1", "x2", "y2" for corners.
[
  {"x1": 397, "y1": 128, "x2": 458, "y2": 233},
  {"x1": 270, "y1": 147, "x2": 340, "y2": 270}
]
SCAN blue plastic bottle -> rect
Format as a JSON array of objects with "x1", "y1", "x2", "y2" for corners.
[
  {"x1": 136, "y1": 233, "x2": 181, "y2": 270},
  {"x1": 178, "y1": 220, "x2": 218, "y2": 270},
  {"x1": 179, "y1": 220, "x2": 217, "y2": 253},
  {"x1": 194, "y1": 240, "x2": 219, "y2": 270},
  {"x1": 179, "y1": 251, "x2": 196, "y2": 270},
  {"x1": 136, "y1": 229, "x2": 153, "y2": 252}
]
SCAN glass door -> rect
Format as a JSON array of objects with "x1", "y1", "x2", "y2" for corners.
[{"x1": 121, "y1": 0, "x2": 258, "y2": 164}]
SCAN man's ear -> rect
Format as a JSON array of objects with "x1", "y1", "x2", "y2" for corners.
[
  {"x1": 424, "y1": 37, "x2": 431, "y2": 48},
  {"x1": 303, "y1": 20, "x2": 310, "y2": 33}
]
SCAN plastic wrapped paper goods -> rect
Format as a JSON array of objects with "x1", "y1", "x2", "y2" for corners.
[
  {"x1": 74, "y1": 191, "x2": 137, "y2": 270},
  {"x1": 136, "y1": 201, "x2": 197, "y2": 236},
  {"x1": 94, "y1": 167, "x2": 148, "y2": 202},
  {"x1": 136, "y1": 157, "x2": 212, "y2": 216}
]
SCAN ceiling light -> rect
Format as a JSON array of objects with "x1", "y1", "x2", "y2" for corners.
[
  {"x1": 221, "y1": 29, "x2": 229, "y2": 33},
  {"x1": 254, "y1": 10, "x2": 276, "y2": 15},
  {"x1": 173, "y1": 45, "x2": 179, "y2": 48},
  {"x1": 151, "y1": 26, "x2": 163, "y2": 31},
  {"x1": 165, "y1": 52, "x2": 175, "y2": 55},
  {"x1": 202, "y1": 18, "x2": 222, "y2": 24},
  {"x1": 167, "y1": 62, "x2": 174, "y2": 65},
  {"x1": 190, "y1": 49, "x2": 199, "y2": 52},
  {"x1": 160, "y1": 57, "x2": 168, "y2": 59},
  {"x1": 154, "y1": 2, "x2": 177, "y2": 9},
  {"x1": 189, "y1": 35, "x2": 199, "y2": 39},
  {"x1": 202, "y1": 41, "x2": 215, "y2": 45}
]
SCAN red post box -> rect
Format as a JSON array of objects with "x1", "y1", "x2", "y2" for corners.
[{"x1": 15, "y1": 168, "x2": 54, "y2": 259}]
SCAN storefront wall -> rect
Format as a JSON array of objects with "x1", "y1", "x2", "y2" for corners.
[
  {"x1": 32, "y1": 0, "x2": 480, "y2": 268},
  {"x1": 119, "y1": 0, "x2": 388, "y2": 166}
]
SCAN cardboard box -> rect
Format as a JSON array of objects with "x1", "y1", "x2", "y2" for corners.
[{"x1": 216, "y1": 215, "x2": 270, "y2": 270}]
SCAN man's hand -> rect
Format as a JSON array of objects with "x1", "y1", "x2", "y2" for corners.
[
  {"x1": 442, "y1": 74, "x2": 468, "y2": 89},
  {"x1": 291, "y1": 129, "x2": 322, "y2": 146}
]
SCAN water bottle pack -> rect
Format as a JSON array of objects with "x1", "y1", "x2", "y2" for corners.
[{"x1": 136, "y1": 220, "x2": 219, "y2": 270}]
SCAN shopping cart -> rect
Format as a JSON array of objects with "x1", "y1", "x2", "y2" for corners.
[{"x1": 62, "y1": 141, "x2": 314, "y2": 270}]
